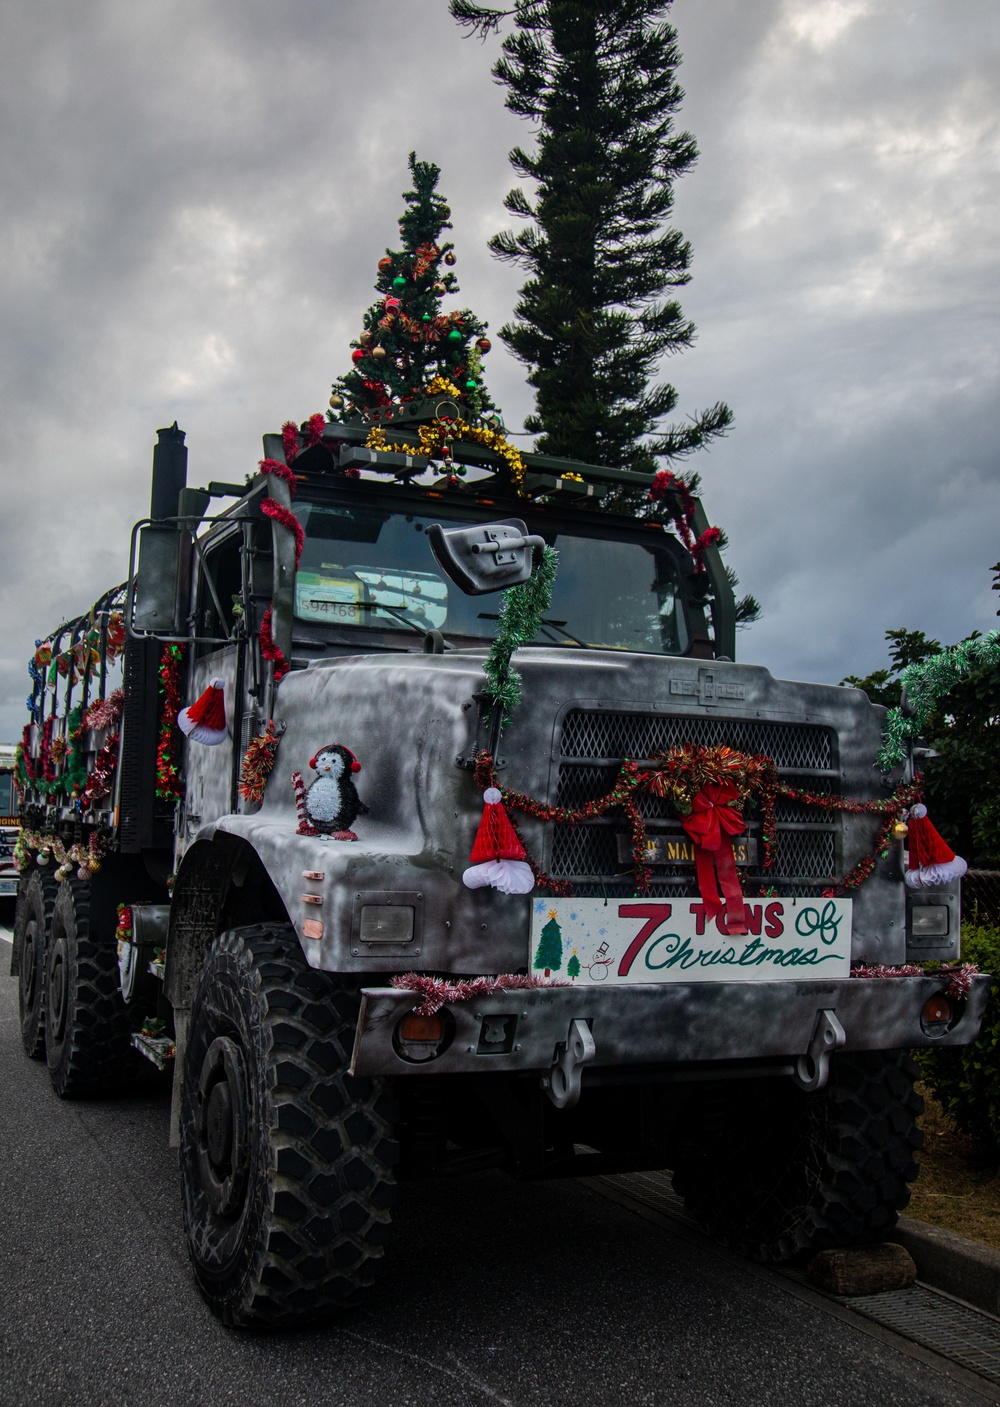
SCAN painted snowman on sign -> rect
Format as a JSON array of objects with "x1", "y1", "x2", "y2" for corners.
[{"x1": 292, "y1": 744, "x2": 368, "y2": 840}]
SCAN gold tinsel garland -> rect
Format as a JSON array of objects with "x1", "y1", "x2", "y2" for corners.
[{"x1": 365, "y1": 386, "x2": 526, "y2": 495}]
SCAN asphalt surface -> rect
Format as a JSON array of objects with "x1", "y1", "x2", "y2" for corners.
[{"x1": 0, "y1": 919, "x2": 993, "y2": 1407}]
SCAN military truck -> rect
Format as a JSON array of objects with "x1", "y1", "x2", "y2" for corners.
[{"x1": 12, "y1": 407, "x2": 988, "y2": 1328}]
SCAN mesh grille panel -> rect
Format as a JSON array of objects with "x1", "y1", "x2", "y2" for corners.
[
  {"x1": 551, "y1": 709, "x2": 839, "y2": 893},
  {"x1": 560, "y1": 711, "x2": 834, "y2": 772}
]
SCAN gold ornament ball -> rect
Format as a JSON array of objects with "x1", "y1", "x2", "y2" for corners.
[
  {"x1": 433, "y1": 282, "x2": 446, "y2": 295},
  {"x1": 329, "y1": 393, "x2": 344, "y2": 409},
  {"x1": 360, "y1": 330, "x2": 373, "y2": 345},
  {"x1": 444, "y1": 251, "x2": 456, "y2": 266},
  {"x1": 891, "y1": 820, "x2": 908, "y2": 840},
  {"x1": 372, "y1": 345, "x2": 387, "y2": 360}
]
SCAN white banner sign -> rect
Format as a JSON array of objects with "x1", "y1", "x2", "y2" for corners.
[{"x1": 529, "y1": 896, "x2": 852, "y2": 985}]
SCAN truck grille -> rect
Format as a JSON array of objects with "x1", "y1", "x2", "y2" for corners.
[{"x1": 551, "y1": 710, "x2": 839, "y2": 897}]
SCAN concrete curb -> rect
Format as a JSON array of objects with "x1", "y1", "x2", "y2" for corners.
[{"x1": 894, "y1": 1214, "x2": 1000, "y2": 1318}]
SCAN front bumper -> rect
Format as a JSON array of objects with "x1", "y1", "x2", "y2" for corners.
[{"x1": 350, "y1": 974, "x2": 991, "y2": 1078}]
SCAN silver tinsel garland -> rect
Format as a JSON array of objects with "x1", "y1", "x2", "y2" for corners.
[{"x1": 876, "y1": 629, "x2": 1000, "y2": 770}]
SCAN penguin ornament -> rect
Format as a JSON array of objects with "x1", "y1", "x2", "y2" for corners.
[{"x1": 292, "y1": 744, "x2": 368, "y2": 840}]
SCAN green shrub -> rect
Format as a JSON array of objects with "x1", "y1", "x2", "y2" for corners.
[{"x1": 918, "y1": 924, "x2": 1000, "y2": 1157}]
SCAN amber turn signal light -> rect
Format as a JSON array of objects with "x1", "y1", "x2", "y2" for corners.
[
  {"x1": 922, "y1": 994, "x2": 952, "y2": 1026},
  {"x1": 399, "y1": 1012, "x2": 444, "y2": 1043}
]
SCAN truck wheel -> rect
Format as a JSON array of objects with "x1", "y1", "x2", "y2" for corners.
[
  {"x1": 179, "y1": 925, "x2": 398, "y2": 1329},
  {"x1": 672, "y1": 1050, "x2": 923, "y2": 1262},
  {"x1": 45, "y1": 877, "x2": 137, "y2": 1098},
  {"x1": 15, "y1": 868, "x2": 56, "y2": 1059}
]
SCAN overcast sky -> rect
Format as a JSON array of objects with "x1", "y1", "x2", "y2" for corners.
[{"x1": 1, "y1": 0, "x2": 997, "y2": 739}]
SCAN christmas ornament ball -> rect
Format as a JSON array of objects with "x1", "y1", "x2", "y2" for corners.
[
  {"x1": 372, "y1": 345, "x2": 387, "y2": 360},
  {"x1": 351, "y1": 348, "x2": 365, "y2": 363},
  {"x1": 892, "y1": 820, "x2": 908, "y2": 840},
  {"x1": 447, "y1": 328, "x2": 462, "y2": 343},
  {"x1": 477, "y1": 337, "x2": 492, "y2": 354},
  {"x1": 378, "y1": 256, "x2": 393, "y2": 272},
  {"x1": 465, "y1": 379, "x2": 477, "y2": 390},
  {"x1": 360, "y1": 330, "x2": 372, "y2": 345},
  {"x1": 385, "y1": 296, "x2": 402, "y2": 312},
  {"x1": 329, "y1": 393, "x2": 344, "y2": 409},
  {"x1": 392, "y1": 276, "x2": 407, "y2": 291},
  {"x1": 444, "y1": 251, "x2": 456, "y2": 266},
  {"x1": 433, "y1": 282, "x2": 446, "y2": 295}
]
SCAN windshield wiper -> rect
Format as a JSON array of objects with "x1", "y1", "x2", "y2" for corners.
[{"x1": 478, "y1": 613, "x2": 592, "y2": 649}]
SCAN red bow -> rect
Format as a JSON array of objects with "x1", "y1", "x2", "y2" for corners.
[{"x1": 681, "y1": 783, "x2": 748, "y2": 935}]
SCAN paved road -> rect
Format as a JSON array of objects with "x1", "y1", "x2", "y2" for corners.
[{"x1": 0, "y1": 933, "x2": 992, "y2": 1407}]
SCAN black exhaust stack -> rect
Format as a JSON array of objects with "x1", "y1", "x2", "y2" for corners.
[{"x1": 150, "y1": 422, "x2": 187, "y2": 520}]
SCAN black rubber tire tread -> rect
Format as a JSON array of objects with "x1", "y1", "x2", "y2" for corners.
[
  {"x1": 179, "y1": 924, "x2": 398, "y2": 1329},
  {"x1": 671, "y1": 1050, "x2": 924, "y2": 1263},
  {"x1": 45, "y1": 876, "x2": 139, "y2": 1098},
  {"x1": 15, "y1": 868, "x2": 57, "y2": 1059}
]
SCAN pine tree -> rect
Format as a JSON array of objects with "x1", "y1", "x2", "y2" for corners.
[
  {"x1": 449, "y1": 0, "x2": 732, "y2": 482},
  {"x1": 533, "y1": 912, "x2": 564, "y2": 974},
  {"x1": 330, "y1": 152, "x2": 499, "y2": 423},
  {"x1": 566, "y1": 951, "x2": 581, "y2": 979}
]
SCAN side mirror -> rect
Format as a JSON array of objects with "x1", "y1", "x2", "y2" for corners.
[
  {"x1": 427, "y1": 519, "x2": 545, "y2": 595},
  {"x1": 130, "y1": 524, "x2": 191, "y2": 635}
]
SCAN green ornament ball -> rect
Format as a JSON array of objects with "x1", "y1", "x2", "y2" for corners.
[
  {"x1": 465, "y1": 379, "x2": 477, "y2": 390},
  {"x1": 447, "y1": 329, "x2": 462, "y2": 343},
  {"x1": 392, "y1": 276, "x2": 407, "y2": 291}
]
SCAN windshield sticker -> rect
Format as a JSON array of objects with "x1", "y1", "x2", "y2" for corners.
[
  {"x1": 529, "y1": 897, "x2": 852, "y2": 984},
  {"x1": 295, "y1": 575, "x2": 364, "y2": 625}
]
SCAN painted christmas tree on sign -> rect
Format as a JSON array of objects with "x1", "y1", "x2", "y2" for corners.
[{"x1": 533, "y1": 910, "x2": 563, "y2": 976}]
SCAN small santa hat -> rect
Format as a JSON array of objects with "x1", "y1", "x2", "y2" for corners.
[
  {"x1": 463, "y1": 787, "x2": 534, "y2": 895},
  {"x1": 178, "y1": 677, "x2": 228, "y2": 746},
  {"x1": 905, "y1": 803, "x2": 968, "y2": 889}
]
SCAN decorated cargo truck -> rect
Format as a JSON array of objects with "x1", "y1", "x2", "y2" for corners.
[{"x1": 10, "y1": 394, "x2": 989, "y2": 1328}]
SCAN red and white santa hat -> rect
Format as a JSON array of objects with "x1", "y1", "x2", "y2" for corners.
[
  {"x1": 463, "y1": 787, "x2": 534, "y2": 895},
  {"x1": 905, "y1": 803, "x2": 968, "y2": 889},
  {"x1": 178, "y1": 677, "x2": 228, "y2": 746}
]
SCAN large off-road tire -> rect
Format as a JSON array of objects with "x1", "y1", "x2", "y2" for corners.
[
  {"x1": 672, "y1": 1051, "x2": 924, "y2": 1263},
  {"x1": 14, "y1": 868, "x2": 57, "y2": 1059},
  {"x1": 45, "y1": 877, "x2": 138, "y2": 1098},
  {"x1": 179, "y1": 925, "x2": 398, "y2": 1329}
]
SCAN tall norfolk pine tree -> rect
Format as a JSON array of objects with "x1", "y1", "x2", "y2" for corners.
[{"x1": 450, "y1": 0, "x2": 733, "y2": 481}]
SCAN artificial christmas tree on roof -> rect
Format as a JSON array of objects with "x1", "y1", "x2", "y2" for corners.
[{"x1": 329, "y1": 152, "x2": 501, "y2": 426}]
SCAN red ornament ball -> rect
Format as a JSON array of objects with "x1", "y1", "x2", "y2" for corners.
[
  {"x1": 351, "y1": 348, "x2": 365, "y2": 363},
  {"x1": 385, "y1": 296, "x2": 402, "y2": 312},
  {"x1": 378, "y1": 256, "x2": 393, "y2": 272},
  {"x1": 476, "y1": 338, "x2": 492, "y2": 354}
]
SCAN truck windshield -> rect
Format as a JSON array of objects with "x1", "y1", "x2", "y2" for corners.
[{"x1": 293, "y1": 502, "x2": 689, "y2": 655}]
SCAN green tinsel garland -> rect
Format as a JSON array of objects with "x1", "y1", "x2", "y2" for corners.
[
  {"x1": 483, "y1": 546, "x2": 558, "y2": 721},
  {"x1": 877, "y1": 628, "x2": 1000, "y2": 770}
]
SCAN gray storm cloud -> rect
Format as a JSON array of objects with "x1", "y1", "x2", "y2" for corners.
[{"x1": 0, "y1": 0, "x2": 996, "y2": 738}]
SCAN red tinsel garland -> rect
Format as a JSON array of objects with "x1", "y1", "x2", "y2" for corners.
[
  {"x1": 155, "y1": 644, "x2": 185, "y2": 802},
  {"x1": 19, "y1": 723, "x2": 35, "y2": 783},
  {"x1": 852, "y1": 962, "x2": 978, "y2": 1000},
  {"x1": 474, "y1": 746, "x2": 921, "y2": 901},
  {"x1": 259, "y1": 606, "x2": 290, "y2": 683},
  {"x1": 261, "y1": 499, "x2": 304, "y2": 567},
  {"x1": 259, "y1": 457, "x2": 298, "y2": 491},
  {"x1": 82, "y1": 731, "x2": 120, "y2": 807},
  {"x1": 648, "y1": 469, "x2": 723, "y2": 579},
  {"x1": 40, "y1": 716, "x2": 56, "y2": 783},
  {"x1": 392, "y1": 972, "x2": 568, "y2": 1017},
  {"x1": 281, "y1": 420, "x2": 300, "y2": 464}
]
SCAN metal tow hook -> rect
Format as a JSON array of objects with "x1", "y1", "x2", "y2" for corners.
[
  {"x1": 792, "y1": 1008, "x2": 846, "y2": 1092},
  {"x1": 541, "y1": 1019, "x2": 596, "y2": 1109}
]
